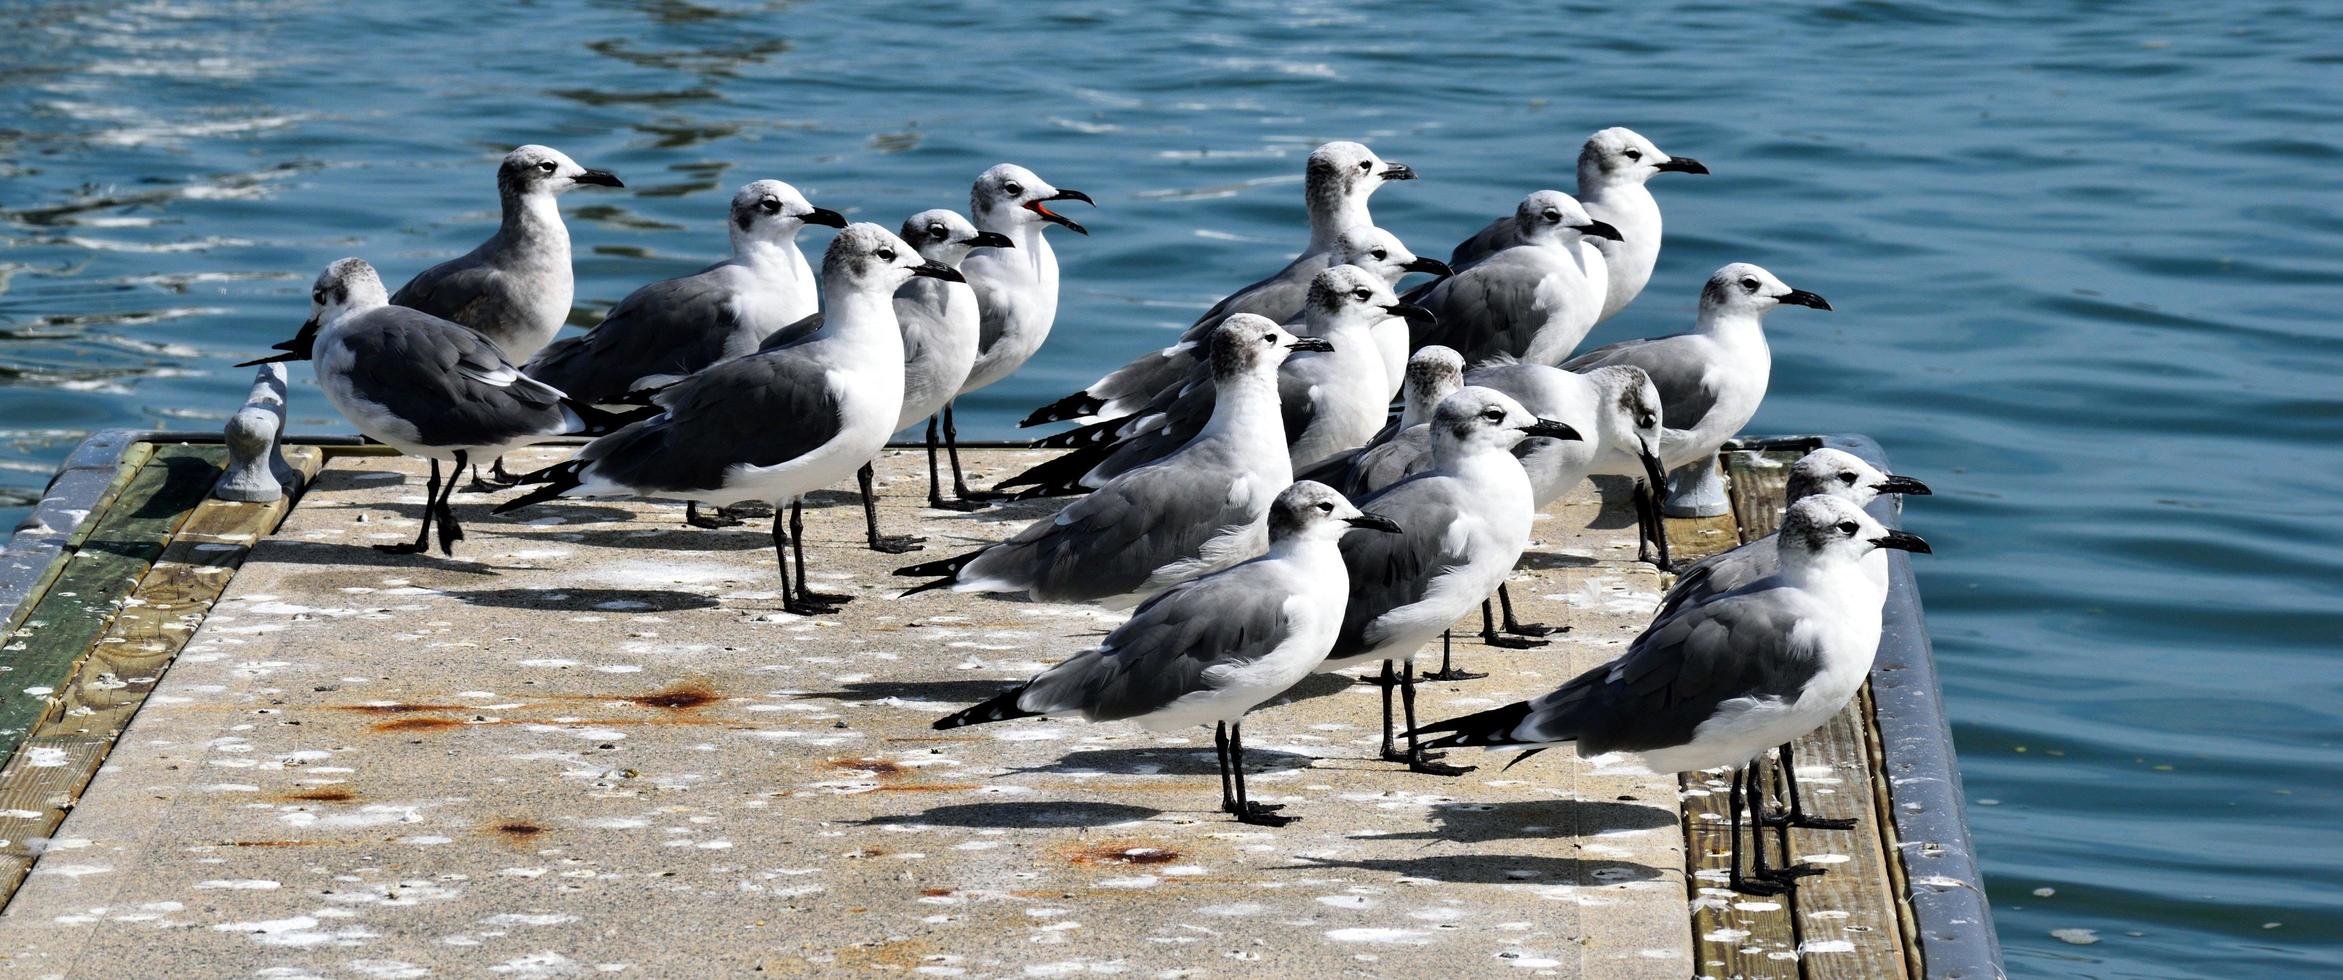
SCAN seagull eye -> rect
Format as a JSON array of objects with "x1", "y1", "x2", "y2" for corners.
[
  {"x1": 928, "y1": 224, "x2": 947, "y2": 239},
  {"x1": 1261, "y1": 333, "x2": 1275, "y2": 343},
  {"x1": 1623, "y1": 148, "x2": 1643, "y2": 161},
  {"x1": 1838, "y1": 472, "x2": 1859, "y2": 485},
  {"x1": 1370, "y1": 249, "x2": 1387, "y2": 260},
  {"x1": 1351, "y1": 288, "x2": 1372, "y2": 301},
  {"x1": 1739, "y1": 278, "x2": 1760, "y2": 291},
  {"x1": 1357, "y1": 160, "x2": 1373, "y2": 172},
  {"x1": 1836, "y1": 521, "x2": 1861, "y2": 535},
  {"x1": 537, "y1": 161, "x2": 558, "y2": 174},
  {"x1": 1542, "y1": 209, "x2": 1562, "y2": 223},
  {"x1": 311, "y1": 290, "x2": 326, "y2": 303},
  {"x1": 759, "y1": 198, "x2": 782, "y2": 213},
  {"x1": 875, "y1": 247, "x2": 896, "y2": 261},
  {"x1": 1481, "y1": 407, "x2": 1505, "y2": 421},
  {"x1": 1002, "y1": 181, "x2": 1023, "y2": 196},
  {"x1": 1638, "y1": 412, "x2": 1657, "y2": 428},
  {"x1": 1317, "y1": 501, "x2": 1335, "y2": 512}
]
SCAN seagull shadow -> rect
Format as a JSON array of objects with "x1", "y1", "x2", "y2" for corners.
[
  {"x1": 1262, "y1": 672, "x2": 1363, "y2": 709},
  {"x1": 792, "y1": 679, "x2": 1024, "y2": 705},
  {"x1": 249, "y1": 539, "x2": 506, "y2": 576},
  {"x1": 1280, "y1": 853, "x2": 1660, "y2": 886},
  {"x1": 479, "y1": 503, "x2": 643, "y2": 525},
  {"x1": 1021, "y1": 745, "x2": 1315, "y2": 778},
  {"x1": 553, "y1": 525, "x2": 773, "y2": 552},
  {"x1": 444, "y1": 587, "x2": 718, "y2": 613},
  {"x1": 1369, "y1": 799, "x2": 1677, "y2": 844},
  {"x1": 1517, "y1": 550, "x2": 1599, "y2": 572},
  {"x1": 861, "y1": 801, "x2": 1159, "y2": 829}
]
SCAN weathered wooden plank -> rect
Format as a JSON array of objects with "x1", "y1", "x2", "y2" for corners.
[
  {"x1": 1785, "y1": 686, "x2": 1910, "y2": 979},
  {"x1": 1684, "y1": 768, "x2": 1800, "y2": 978},
  {"x1": 0, "y1": 443, "x2": 154, "y2": 640},
  {"x1": 0, "y1": 735, "x2": 108, "y2": 904},
  {"x1": 1724, "y1": 450, "x2": 1803, "y2": 543},
  {"x1": 0, "y1": 446, "x2": 220, "y2": 754}
]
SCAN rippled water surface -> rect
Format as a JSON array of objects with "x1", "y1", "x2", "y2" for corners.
[{"x1": 4, "y1": 1, "x2": 2339, "y2": 973}]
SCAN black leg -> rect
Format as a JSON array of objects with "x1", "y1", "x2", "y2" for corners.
[
  {"x1": 1377, "y1": 660, "x2": 1406, "y2": 763},
  {"x1": 1499, "y1": 582, "x2": 1560, "y2": 638},
  {"x1": 434, "y1": 450, "x2": 468, "y2": 555},
  {"x1": 942, "y1": 402, "x2": 1012, "y2": 502},
  {"x1": 463, "y1": 454, "x2": 518, "y2": 493},
  {"x1": 1425, "y1": 627, "x2": 1489, "y2": 680},
  {"x1": 1402, "y1": 660, "x2": 1474, "y2": 776},
  {"x1": 774, "y1": 505, "x2": 840, "y2": 616},
  {"x1": 857, "y1": 462, "x2": 924, "y2": 553},
  {"x1": 1228, "y1": 721, "x2": 1293, "y2": 826},
  {"x1": 1636, "y1": 480, "x2": 1674, "y2": 572},
  {"x1": 1763, "y1": 740, "x2": 1857, "y2": 830},
  {"x1": 376, "y1": 459, "x2": 439, "y2": 555},
  {"x1": 1753, "y1": 753, "x2": 1825, "y2": 885},
  {"x1": 1215, "y1": 722, "x2": 1237, "y2": 813},
  {"x1": 792, "y1": 499, "x2": 854, "y2": 607},
  {"x1": 925, "y1": 415, "x2": 986, "y2": 512},
  {"x1": 686, "y1": 501, "x2": 744, "y2": 529},
  {"x1": 1727, "y1": 768, "x2": 1788, "y2": 895}
]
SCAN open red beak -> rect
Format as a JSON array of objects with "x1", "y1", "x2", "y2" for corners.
[{"x1": 1021, "y1": 188, "x2": 1093, "y2": 235}]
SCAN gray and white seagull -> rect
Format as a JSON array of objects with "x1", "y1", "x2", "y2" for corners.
[
  {"x1": 933, "y1": 481, "x2": 1400, "y2": 827},
  {"x1": 1412, "y1": 494, "x2": 1930, "y2": 894},
  {"x1": 495, "y1": 224, "x2": 961, "y2": 614},
  {"x1": 1447, "y1": 127, "x2": 1707, "y2": 321},
  {"x1": 1409, "y1": 189, "x2": 1621, "y2": 368},
  {"x1": 896, "y1": 315, "x2": 1325, "y2": 606},
  {"x1": 240, "y1": 258, "x2": 640, "y2": 557}
]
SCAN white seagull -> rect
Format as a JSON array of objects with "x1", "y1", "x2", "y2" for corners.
[
  {"x1": 1447, "y1": 127, "x2": 1707, "y2": 321},
  {"x1": 1409, "y1": 190, "x2": 1620, "y2": 367}
]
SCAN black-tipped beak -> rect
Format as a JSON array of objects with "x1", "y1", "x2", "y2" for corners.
[
  {"x1": 237, "y1": 319, "x2": 319, "y2": 366},
  {"x1": 1575, "y1": 219, "x2": 1624, "y2": 242},
  {"x1": 1024, "y1": 192, "x2": 1090, "y2": 235},
  {"x1": 573, "y1": 169, "x2": 625, "y2": 188},
  {"x1": 1402, "y1": 256, "x2": 1453, "y2": 278},
  {"x1": 1654, "y1": 156, "x2": 1709, "y2": 175},
  {"x1": 1384, "y1": 302, "x2": 1436, "y2": 332},
  {"x1": 911, "y1": 260, "x2": 966, "y2": 283},
  {"x1": 1779, "y1": 288, "x2": 1833, "y2": 311},
  {"x1": 963, "y1": 231, "x2": 1015, "y2": 249},
  {"x1": 1638, "y1": 447, "x2": 1669, "y2": 491},
  {"x1": 1286, "y1": 336, "x2": 1335, "y2": 353},
  {"x1": 1346, "y1": 513, "x2": 1402, "y2": 534},
  {"x1": 802, "y1": 206, "x2": 848, "y2": 229},
  {"x1": 1874, "y1": 474, "x2": 1932, "y2": 496},
  {"x1": 1377, "y1": 163, "x2": 1417, "y2": 181},
  {"x1": 1872, "y1": 528, "x2": 1932, "y2": 554},
  {"x1": 1521, "y1": 418, "x2": 1583, "y2": 442}
]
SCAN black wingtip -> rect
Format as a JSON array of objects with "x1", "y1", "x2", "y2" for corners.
[
  {"x1": 490, "y1": 460, "x2": 584, "y2": 514},
  {"x1": 1407, "y1": 698, "x2": 1540, "y2": 752},
  {"x1": 564, "y1": 398, "x2": 658, "y2": 437},
  {"x1": 892, "y1": 548, "x2": 984, "y2": 580},
  {"x1": 1019, "y1": 391, "x2": 1106, "y2": 428},
  {"x1": 932, "y1": 686, "x2": 1039, "y2": 730}
]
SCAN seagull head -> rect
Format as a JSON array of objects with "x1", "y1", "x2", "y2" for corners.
[
  {"x1": 1515, "y1": 190, "x2": 1622, "y2": 245},
  {"x1": 1307, "y1": 141, "x2": 1415, "y2": 212},
  {"x1": 823, "y1": 223, "x2": 963, "y2": 294},
  {"x1": 1701, "y1": 262, "x2": 1833, "y2": 319},
  {"x1": 499, "y1": 144, "x2": 623, "y2": 198},
  {"x1": 1435, "y1": 387, "x2": 1581, "y2": 458},
  {"x1": 971, "y1": 164, "x2": 1092, "y2": 235},
  {"x1": 1207, "y1": 313, "x2": 1314, "y2": 383},
  {"x1": 1399, "y1": 346, "x2": 1466, "y2": 427},
  {"x1": 1584, "y1": 365, "x2": 1668, "y2": 481},
  {"x1": 730, "y1": 180, "x2": 846, "y2": 245},
  {"x1": 1306, "y1": 264, "x2": 1429, "y2": 336},
  {"x1": 238, "y1": 258, "x2": 385, "y2": 367},
  {"x1": 1780, "y1": 495, "x2": 1931, "y2": 571},
  {"x1": 899, "y1": 208, "x2": 1010, "y2": 267},
  {"x1": 1581, "y1": 127, "x2": 1707, "y2": 188},
  {"x1": 1787, "y1": 448, "x2": 1932, "y2": 507},
  {"x1": 1332, "y1": 226, "x2": 1451, "y2": 286},
  {"x1": 1270, "y1": 481, "x2": 1396, "y2": 545}
]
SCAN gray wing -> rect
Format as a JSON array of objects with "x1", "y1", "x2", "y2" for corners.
[
  {"x1": 524, "y1": 270, "x2": 743, "y2": 404},
  {"x1": 1523, "y1": 585, "x2": 1823, "y2": 755},
  {"x1": 978, "y1": 447, "x2": 1264, "y2": 602},
  {"x1": 1015, "y1": 561, "x2": 1297, "y2": 722},
  {"x1": 338, "y1": 307, "x2": 571, "y2": 447},
  {"x1": 1081, "y1": 381, "x2": 1215, "y2": 485},
  {"x1": 1654, "y1": 535, "x2": 1776, "y2": 618},
  {"x1": 575, "y1": 346, "x2": 841, "y2": 494},
  {"x1": 1191, "y1": 250, "x2": 1328, "y2": 332},
  {"x1": 1563, "y1": 335, "x2": 1720, "y2": 431},
  {"x1": 755, "y1": 311, "x2": 826, "y2": 352},
  {"x1": 1446, "y1": 215, "x2": 1520, "y2": 270},
  {"x1": 390, "y1": 250, "x2": 511, "y2": 332},
  {"x1": 1413, "y1": 255, "x2": 1546, "y2": 365},
  {"x1": 1330, "y1": 474, "x2": 1471, "y2": 657}
]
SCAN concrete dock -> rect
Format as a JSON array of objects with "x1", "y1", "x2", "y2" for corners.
[{"x1": 0, "y1": 441, "x2": 1959, "y2": 978}]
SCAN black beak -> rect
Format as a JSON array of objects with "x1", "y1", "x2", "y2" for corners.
[
  {"x1": 910, "y1": 260, "x2": 965, "y2": 284},
  {"x1": 1575, "y1": 219, "x2": 1624, "y2": 242},
  {"x1": 1024, "y1": 190, "x2": 1091, "y2": 235},
  {"x1": 963, "y1": 231, "x2": 1015, "y2": 249},
  {"x1": 1402, "y1": 256, "x2": 1453, "y2": 278},
  {"x1": 802, "y1": 206, "x2": 848, "y2": 229},
  {"x1": 1377, "y1": 163, "x2": 1417, "y2": 181},
  {"x1": 1521, "y1": 418, "x2": 1582, "y2": 442},
  {"x1": 1872, "y1": 528, "x2": 1932, "y2": 554},
  {"x1": 1654, "y1": 156, "x2": 1709, "y2": 175},
  {"x1": 1384, "y1": 302, "x2": 1436, "y2": 333},
  {"x1": 236, "y1": 318, "x2": 319, "y2": 367},
  {"x1": 573, "y1": 169, "x2": 625, "y2": 188},
  {"x1": 1286, "y1": 336, "x2": 1335, "y2": 353},
  {"x1": 1874, "y1": 474, "x2": 1933, "y2": 496},
  {"x1": 1345, "y1": 513, "x2": 1402, "y2": 534},
  {"x1": 1779, "y1": 288, "x2": 1833, "y2": 311},
  {"x1": 1638, "y1": 446, "x2": 1669, "y2": 491}
]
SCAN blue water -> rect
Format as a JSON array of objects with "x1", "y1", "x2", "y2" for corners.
[{"x1": 4, "y1": 2, "x2": 2338, "y2": 973}]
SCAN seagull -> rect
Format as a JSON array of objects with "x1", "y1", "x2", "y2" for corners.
[
  {"x1": 524, "y1": 180, "x2": 845, "y2": 409},
  {"x1": 390, "y1": 145, "x2": 622, "y2": 486},
  {"x1": 1562, "y1": 263, "x2": 1831, "y2": 524},
  {"x1": 1021, "y1": 142, "x2": 1416, "y2": 427},
  {"x1": 940, "y1": 164, "x2": 1093, "y2": 501},
  {"x1": 1655, "y1": 448, "x2": 1929, "y2": 829},
  {"x1": 895, "y1": 315, "x2": 1324, "y2": 606},
  {"x1": 1297, "y1": 345, "x2": 1465, "y2": 500},
  {"x1": 495, "y1": 225, "x2": 959, "y2": 614},
  {"x1": 1469, "y1": 357, "x2": 1674, "y2": 572},
  {"x1": 1447, "y1": 127, "x2": 1706, "y2": 320},
  {"x1": 996, "y1": 265, "x2": 1424, "y2": 495},
  {"x1": 1408, "y1": 190, "x2": 1621, "y2": 367},
  {"x1": 1315, "y1": 387, "x2": 1581, "y2": 775},
  {"x1": 238, "y1": 259, "x2": 641, "y2": 557},
  {"x1": 889, "y1": 209, "x2": 1014, "y2": 511},
  {"x1": 1411, "y1": 495, "x2": 1931, "y2": 894},
  {"x1": 933, "y1": 481, "x2": 1400, "y2": 826}
]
